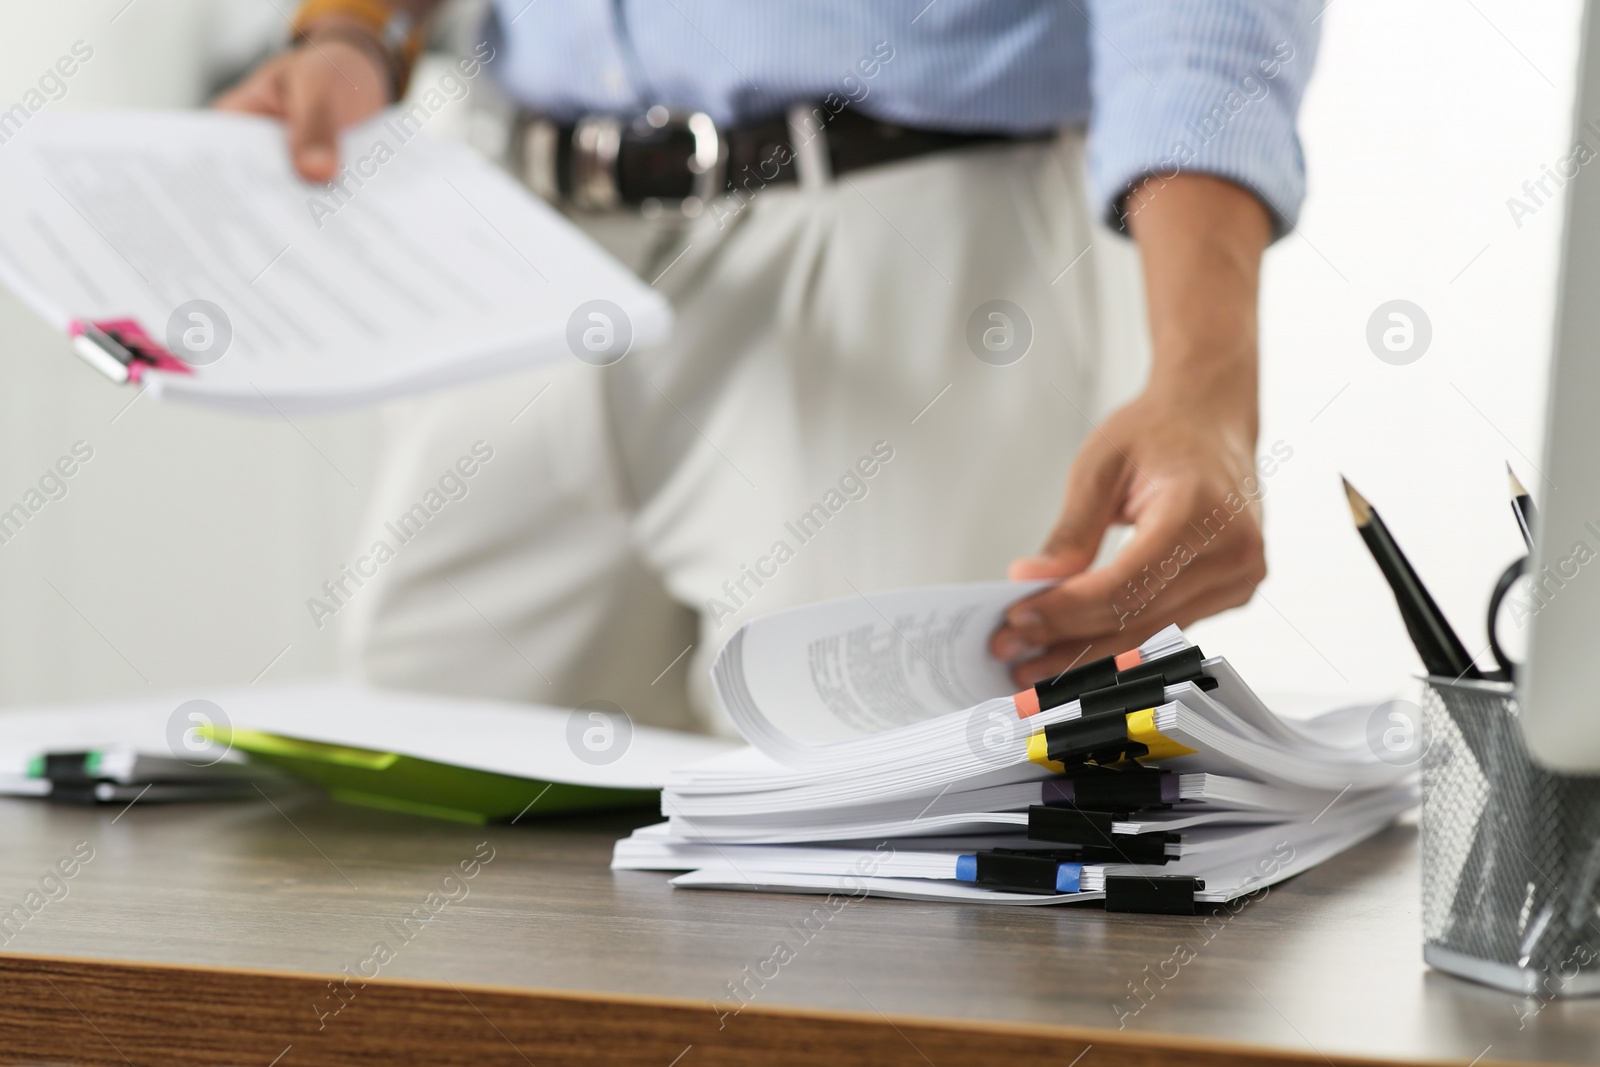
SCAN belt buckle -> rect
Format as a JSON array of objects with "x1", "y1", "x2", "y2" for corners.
[
  {"x1": 525, "y1": 107, "x2": 725, "y2": 217},
  {"x1": 518, "y1": 115, "x2": 564, "y2": 204}
]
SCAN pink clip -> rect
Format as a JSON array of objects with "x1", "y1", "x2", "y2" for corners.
[{"x1": 68, "y1": 318, "x2": 194, "y2": 382}]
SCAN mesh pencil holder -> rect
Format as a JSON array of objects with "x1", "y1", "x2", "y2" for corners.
[{"x1": 1421, "y1": 678, "x2": 1600, "y2": 996}]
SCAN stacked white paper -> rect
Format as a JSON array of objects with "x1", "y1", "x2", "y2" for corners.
[{"x1": 613, "y1": 582, "x2": 1418, "y2": 907}]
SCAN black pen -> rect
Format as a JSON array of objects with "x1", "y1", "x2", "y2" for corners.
[
  {"x1": 1343, "y1": 477, "x2": 1483, "y2": 680},
  {"x1": 1507, "y1": 463, "x2": 1536, "y2": 550}
]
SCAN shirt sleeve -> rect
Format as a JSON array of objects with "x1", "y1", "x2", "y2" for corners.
[{"x1": 1084, "y1": 0, "x2": 1321, "y2": 238}]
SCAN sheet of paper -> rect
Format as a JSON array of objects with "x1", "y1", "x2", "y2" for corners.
[
  {"x1": 0, "y1": 109, "x2": 670, "y2": 412},
  {"x1": 0, "y1": 681, "x2": 736, "y2": 790},
  {"x1": 713, "y1": 581, "x2": 1048, "y2": 755},
  {"x1": 668, "y1": 867, "x2": 1091, "y2": 905}
]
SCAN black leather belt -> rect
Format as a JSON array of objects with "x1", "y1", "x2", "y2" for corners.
[{"x1": 513, "y1": 104, "x2": 1043, "y2": 215}]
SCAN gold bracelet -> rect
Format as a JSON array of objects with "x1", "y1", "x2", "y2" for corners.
[{"x1": 291, "y1": 0, "x2": 425, "y2": 98}]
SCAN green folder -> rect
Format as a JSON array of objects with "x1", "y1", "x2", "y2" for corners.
[{"x1": 201, "y1": 725, "x2": 658, "y2": 825}]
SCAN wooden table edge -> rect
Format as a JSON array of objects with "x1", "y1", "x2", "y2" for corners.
[{"x1": 0, "y1": 949, "x2": 1553, "y2": 1067}]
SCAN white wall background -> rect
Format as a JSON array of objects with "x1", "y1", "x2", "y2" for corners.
[
  {"x1": 1189, "y1": 0, "x2": 1582, "y2": 711},
  {"x1": 0, "y1": 0, "x2": 1582, "y2": 713}
]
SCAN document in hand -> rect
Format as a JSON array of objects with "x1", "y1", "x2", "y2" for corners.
[
  {"x1": 0, "y1": 110, "x2": 671, "y2": 413},
  {"x1": 613, "y1": 582, "x2": 1419, "y2": 911}
]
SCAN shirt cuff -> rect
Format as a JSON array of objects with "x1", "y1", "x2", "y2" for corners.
[{"x1": 1089, "y1": 63, "x2": 1307, "y2": 240}]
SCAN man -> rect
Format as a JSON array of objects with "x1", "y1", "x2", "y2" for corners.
[{"x1": 221, "y1": 1, "x2": 1312, "y2": 733}]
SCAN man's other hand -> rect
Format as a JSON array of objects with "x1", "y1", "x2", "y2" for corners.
[{"x1": 215, "y1": 31, "x2": 390, "y2": 183}]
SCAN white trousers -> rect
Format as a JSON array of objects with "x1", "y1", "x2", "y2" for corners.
[{"x1": 339, "y1": 130, "x2": 1149, "y2": 734}]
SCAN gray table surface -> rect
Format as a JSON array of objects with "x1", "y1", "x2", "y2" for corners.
[{"x1": 0, "y1": 793, "x2": 1596, "y2": 1065}]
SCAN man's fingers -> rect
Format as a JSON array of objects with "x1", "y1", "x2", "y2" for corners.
[
  {"x1": 1007, "y1": 488, "x2": 1196, "y2": 637},
  {"x1": 1008, "y1": 580, "x2": 1259, "y2": 689},
  {"x1": 1011, "y1": 560, "x2": 1225, "y2": 656},
  {"x1": 214, "y1": 61, "x2": 285, "y2": 116},
  {"x1": 1027, "y1": 516, "x2": 1259, "y2": 643},
  {"x1": 1001, "y1": 487, "x2": 1263, "y2": 647},
  {"x1": 214, "y1": 40, "x2": 390, "y2": 182},
  {"x1": 992, "y1": 494, "x2": 1185, "y2": 662},
  {"x1": 1009, "y1": 435, "x2": 1129, "y2": 580},
  {"x1": 1005, "y1": 639, "x2": 1118, "y2": 689},
  {"x1": 283, "y1": 67, "x2": 342, "y2": 182}
]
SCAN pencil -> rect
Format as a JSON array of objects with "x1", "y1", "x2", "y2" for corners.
[
  {"x1": 1507, "y1": 463, "x2": 1536, "y2": 550},
  {"x1": 1342, "y1": 477, "x2": 1482, "y2": 680}
]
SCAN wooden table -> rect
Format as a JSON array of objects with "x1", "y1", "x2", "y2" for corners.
[{"x1": 0, "y1": 794, "x2": 1595, "y2": 1067}]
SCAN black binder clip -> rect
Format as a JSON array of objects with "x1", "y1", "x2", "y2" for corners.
[
  {"x1": 971, "y1": 849, "x2": 1083, "y2": 893},
  {"x1": 1060, "y1": 766, "x2": 1174, "y2": 811},
  {"x1": 1032, "y1": 644, "x2": 1209, "y2": 713},
  {"x1": 1079, "y1": 675, "x2": 1171, "y2": 719},
  {"x1": 1027, "y1": 804, "x2": 1126, "y2": 842},
  {"x1": 1104, "y1": 875, "x2": 1205, "y2": 915}
]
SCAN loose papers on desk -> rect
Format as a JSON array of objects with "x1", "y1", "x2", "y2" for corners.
[{"x1": 0, "y1": 682, "x2": 737, "y2": 819}]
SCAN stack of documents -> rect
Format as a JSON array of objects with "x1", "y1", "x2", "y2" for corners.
[{"x1": 613, "y1": 583, "x2": 1418, "y2": 911}]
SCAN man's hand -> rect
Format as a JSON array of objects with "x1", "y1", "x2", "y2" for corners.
[
  {"x1": 991, "y1": 174, "x2": 1274, "y2": 686},
  {"x1": 214, "y1": 25, "x2": 392, "y2": 183}
]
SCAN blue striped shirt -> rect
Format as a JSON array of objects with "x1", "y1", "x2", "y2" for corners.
[{"x1": 484, "y1": 1, "x2": 1319, "y2": 232}]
